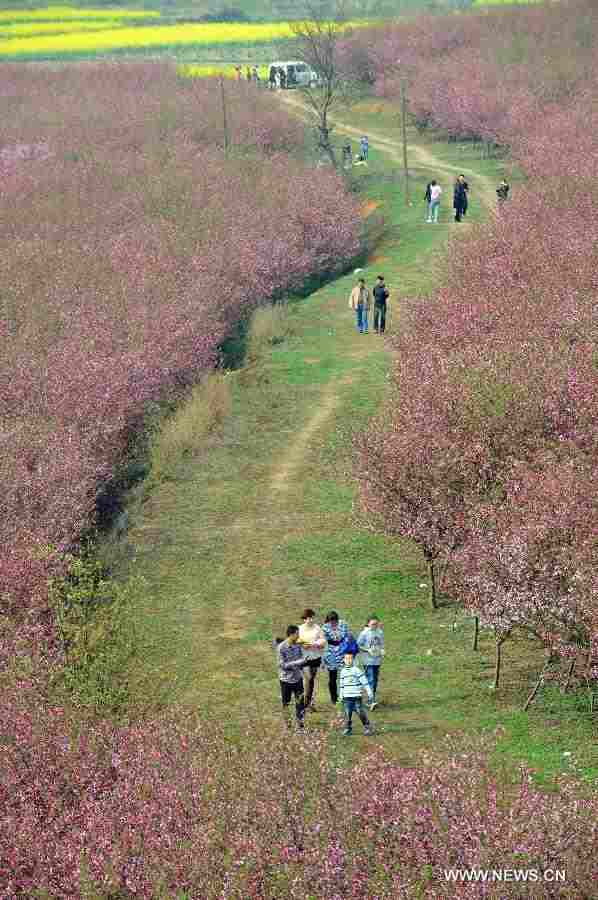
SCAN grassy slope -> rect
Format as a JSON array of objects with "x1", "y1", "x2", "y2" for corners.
[{"x1": 106, "y1": 97, "x2": 597, "y2": 785}]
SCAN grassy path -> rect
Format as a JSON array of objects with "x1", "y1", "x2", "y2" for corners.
[
  {"x1": 281, "y1": 92, "x2": 498, "y2": 211},
  {"x1": 111, "y1": 99, "x2": 597, "y2": 782}
]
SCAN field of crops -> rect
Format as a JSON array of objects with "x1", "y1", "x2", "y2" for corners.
[
  {"x1": 0, "y1": 4, "x2": 538, "y2": 60},
  {"x1": 0, "y1": 7, "x2": 298, "y2": 59}
]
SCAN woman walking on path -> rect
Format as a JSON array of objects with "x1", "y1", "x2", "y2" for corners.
[
  {"x1": 322, "y1": 611, "x2": 350, "y2": 705},
  {"x1": 427, "y1": 180, "x2": 442, "y2": 223},
  {"x1": 357, "y1": 616, "x2": 385, "y2": 709},
  {"x1": 298, "y1": 608, "x2": 326, "y2": 712}
]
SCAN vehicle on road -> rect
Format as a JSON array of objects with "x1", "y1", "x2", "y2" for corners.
[{"x1": 268, "y1": 60, "x2": 319, "y2": 88}]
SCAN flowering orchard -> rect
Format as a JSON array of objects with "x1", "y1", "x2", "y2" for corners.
[
  {"x1": 0, "y1": 62, "x2": 361, "y2": 651},
  {"x1": 354, "y1": 0, "x2": 598, "y2": 689},
  {"x1": 2, "y1": 672, "x2": 597, "y2": 897}
]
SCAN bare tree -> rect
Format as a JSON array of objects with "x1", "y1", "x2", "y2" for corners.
[{"x1": 290, "y1": 0, "x2": 354, "y2": 167}]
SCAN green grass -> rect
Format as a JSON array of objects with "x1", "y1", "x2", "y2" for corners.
[{"x1": 97, "y1": 97, "x2": 597, "y2": 787}]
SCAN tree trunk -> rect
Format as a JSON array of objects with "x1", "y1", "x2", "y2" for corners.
[
  {"x1": 472, "y1": 615, "x2": 479, "y2": 652},
  {"x1": 429, "y1": 560, "x2": 438, "y2": 610},
  {"x1": 561, "y1": 658, "x2": 575, "y2": 693},
  {"x1": 493, "y1": 638, "x2": 503, "y2": 690},
  {"x1": 524, "y1": 663, "x2": 548, "y2": 711}
]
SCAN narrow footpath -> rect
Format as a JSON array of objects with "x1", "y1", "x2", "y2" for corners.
[{"x1": 117, "y1": 99, "x2": 554, "y2": 770}]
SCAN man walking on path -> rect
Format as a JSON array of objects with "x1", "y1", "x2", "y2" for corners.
[
  {"x1": 349, "y1": 277, "x2": 371, "y2": 334},
  {"x1": 339, "y1": 652, "x2": 374, "y2": 736},
  {"x1": 453, "y1": 174, "x2": 469, "y2": 222},
  {"x1": 496, "y1": 179, "x2": 509, "y2": 203},
  {"x1": 427, "y1": 180, "x2": 442, "y2": 223},
  {"x1": 373, "y1": 275, "x2": 389, "y2": 335},
  {"x1": 276, "y1": 625, "x2": 312, "y2": 729},
  {"x1": 298, "y1": 608, "x2": 326, "y2": 712},
  {"x1": 357, "y1": 617, "x2": 385, "y2": 709}
]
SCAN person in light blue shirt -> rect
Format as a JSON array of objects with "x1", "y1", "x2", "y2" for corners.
[
  {"x1": 357, "y1": 616, "x2": 385, "y2": 709},
  {"x1": 339, "y1": 652, "x2": 373, "y2": 736},
  {"x1": 359, "y1": 135, "x2": 369, "y2": 161}
]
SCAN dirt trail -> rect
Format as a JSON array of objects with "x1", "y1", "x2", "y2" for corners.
[
  {"x1": 270, "y1": 375, "x2": 353, "y2": 493},
  {"x1": 281, "y1": 93, "x2": 497, "y2": 211}
]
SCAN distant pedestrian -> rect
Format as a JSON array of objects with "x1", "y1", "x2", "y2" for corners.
[
  {"x1": 373, "y1": 274, "x2": 389, "y2": 335},
  {"x1": 298, "y1": 609, "x2": 326, "y2": 712},
  {"x1": 322, "y1": 611, "x2": 350, "y2": 704},
  {"x1": 357, "y1": 616, "x2": 385, "y2": 709},
  {"x1": 339, "y1": 651, "x2": 374, "y2": 736},
  {"x1": 276, "y1": 625, "x2": 312, "y2": 729},
  {"x1": 279, "y1": 68, "x2": 287, "y2": 89},
  {"x1": 359, "y1": 135, "x2": 369, "y2": 161},
  {"x1": 235, "y1": 64, "x2": 242, "y2": 81},
  {"x1": 246, "y1": 66, "x2": 252, "y2": 82},
  {"x1": 349, "y1": 276, "x2": 371, "y2": 334},
  {"x1": 424, "y1": 181, "x2": 432, "y2": 217},
  {"x1": 342, "y1": 143, "x2": 352, "y2": 168},
  {"x1": 251, "y1": 65, "x2": 259, "y2": 84},
  {"x1": 427, "y1": 180, "x2": 442, "y2": 223},
  {"x1": 453, "y1": 174, "x2": 469, "y2": 222},
  {"x1": 269, "y1": 66, "x2": 277, "y2": 90},
  {"x1": 496, "y1": 179, "x2": 509, "y2": 203}
]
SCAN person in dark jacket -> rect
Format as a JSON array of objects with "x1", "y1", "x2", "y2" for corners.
[
  {"x1": 373, "y1": 274, "x2": 389, "y2": 335},
  {"x1": 496, "y1": 179, "x2": 509, "y2": 202},
  {"x1": 279, "y1": 68, "x2": 287, "y2": 89},
  {"x1": 453, "y1": 174, "x2": 469, "y2": 222}
]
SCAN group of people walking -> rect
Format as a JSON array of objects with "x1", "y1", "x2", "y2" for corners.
[
  {"x1": 424, "y1": 174, "x2": 469, "y2": 222},
  {"x1": 235, "y1": 64, "x2": 260, "y2": 84},
  {"x1": 342, "y1": 136, "x2": 369, "y2": 168},
  {"x1": 425, "y1": 174, "x2": 510, "y2": 223},
  {"x1": 349, "y1": 274, "x2": 389, "y2": 335},
  {"x1": 275, "y1": 610, "x2": 385, "y2": 736}
]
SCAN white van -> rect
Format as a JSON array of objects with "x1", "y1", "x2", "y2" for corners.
[{"x1": 268, "y1": 60, "x2": 319, "y2": 89}]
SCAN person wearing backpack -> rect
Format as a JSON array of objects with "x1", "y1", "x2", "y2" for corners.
[
  {"x1": 373, "y1": 275, "x2": 389, "y2": 335},
  {"x1": 322, "y1": 611, "x2": 350, "y2": 704}
]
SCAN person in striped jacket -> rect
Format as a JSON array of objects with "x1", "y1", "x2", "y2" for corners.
[{"x1": 338, "y1": 651, "x2": 374, "y2": 736}]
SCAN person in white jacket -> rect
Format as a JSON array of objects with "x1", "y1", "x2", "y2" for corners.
[
  {"x1": 427, "y1": 180, "x2": 442, "y2": 223},
  {"x1": 298, "y1": 608, "x2": 326, "y2": 712},
  {"x1": 357, "y1": 616, "x2": 385, "y2": 709}
]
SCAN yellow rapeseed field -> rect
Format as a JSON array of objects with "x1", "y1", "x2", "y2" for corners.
[
  {"x1": 0, "y1": 6, "x2": 159, "y2": 20},
  {"x1": 0, "y1": 20, "x2": 128, "y2": 36},
  {"x1": 0, "y1": 21, "x2": 297, "y2": 57}
]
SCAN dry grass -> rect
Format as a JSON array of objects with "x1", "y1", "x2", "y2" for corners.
[
  {"x1": 246, "y1": 302, "x2": 294, "y2": 363},
  {"x1": 149, "y1": 373, "x2": 231, "y2": 483}
]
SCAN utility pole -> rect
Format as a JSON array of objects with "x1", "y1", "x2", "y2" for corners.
[
  {"x1": 400, "y1": 77, "x2": 410, "y2": 206},
  {"x1": 220, "y1": 75, "x2": 229, "y2": 159}
]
